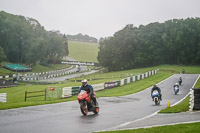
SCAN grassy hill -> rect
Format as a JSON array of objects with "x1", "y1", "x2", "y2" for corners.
[
  {"x1": 0, "y1": 40, "x2": 98, "y2": 75},
  {"x1": 68, "y1": 41, "x2": 99, "y2": 62}
]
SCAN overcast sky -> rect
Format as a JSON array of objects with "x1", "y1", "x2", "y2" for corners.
[{"x1": 0, "y1": 0, "x2": 200, "y2": 39}]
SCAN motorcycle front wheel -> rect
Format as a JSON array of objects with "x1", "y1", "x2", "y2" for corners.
[{"x1": 80, "y1": 102, "x2": 88, "y2": 116}]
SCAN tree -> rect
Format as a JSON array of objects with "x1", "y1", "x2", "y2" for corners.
[
  {"x1": 97, "y1": 18, "x2": 200, "y2": 71},
  {"x1": 0, "y1": 11, "x2": 69, "y2": 66},
  {"x1": 0, "y1": 46, "x2": 7, "y2": 62}
]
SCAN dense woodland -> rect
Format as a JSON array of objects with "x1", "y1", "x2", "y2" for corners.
[
  {"x1": 1, "y1": 11, "x2": 200, "y2": 71},
  {"x1": 0, "y1": 11, "x2": 69, "y2": 66},
  {"x1": 98, "y1": 18, "x2": 200, "y2": 71},
  {"x1": 67, "y1": 33, "x2": 98, "y2": 43}
]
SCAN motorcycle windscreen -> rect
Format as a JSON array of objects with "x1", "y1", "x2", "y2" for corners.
[{"x1": 77, "y1": 90, "x2": 89, "y2": 100}]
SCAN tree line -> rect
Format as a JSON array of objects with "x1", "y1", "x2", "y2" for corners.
[
  {"x1": 98, "y1": 18, "x2": 200, "y2": 71},
  {"x1": 67, "y1": 33, "x2": 98, "y2": 43},
  {"x1": 0, "y1": 11, "x2": 69, "y2": 66}
]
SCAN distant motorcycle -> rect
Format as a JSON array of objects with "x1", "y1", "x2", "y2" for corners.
[
  {"x1": 77, "y1": 90, "x2": 99, "y2": 115},
  {"x1": 174, "y1": 86, "x2": 179, "y2": 95},
  {"x1": 179, "y1": 78, "x2": 182, "y2": 86},
  {"x1": 152, "y1": 90, "x2": 161, "y2": 105}
]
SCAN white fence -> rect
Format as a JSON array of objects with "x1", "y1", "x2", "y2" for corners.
[{"x1": 0, "y1": 93, "x2": 6, "y2": 103}]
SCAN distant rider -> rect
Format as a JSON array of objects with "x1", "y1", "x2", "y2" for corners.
[
  {"x1": 182, "y1": 69, "x2": 185, "y2": 74},
  {"x1": 78, "y1": 79, "x2": 97, "y2": 106},
  {"x1": 151, "y1": 84, "x2": 162, "y2": 101},
  {"x1": 179, "y1": 77, "x2": 182, "y2": 85}
]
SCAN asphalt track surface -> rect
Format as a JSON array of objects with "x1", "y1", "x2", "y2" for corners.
[{"x1": 0, "y1": 74, "x2": 199, "y2": 133}]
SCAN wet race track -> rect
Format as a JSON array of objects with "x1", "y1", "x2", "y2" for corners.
[{"x1": 0, "y1": 74, "x2": 199, "y2": 133}]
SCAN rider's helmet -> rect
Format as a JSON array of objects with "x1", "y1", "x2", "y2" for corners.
[
  {"x1": 175, "y1": 83, "x2": 178, "y2": 85},
  {"x1": 153, "y1": 84, "x2": 157, "y2": 88},
  {"x1": 81, "y1": 79, "x2": 88, "y2": 87}
]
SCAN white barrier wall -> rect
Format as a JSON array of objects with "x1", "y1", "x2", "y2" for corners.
[
  {"x1": 149, "y1": 71, "x2": 151, "y2": 76},
  {"x1": 0, "y1": 93, "x2": 6, "y2": 103},
  {"x1": 62, "y1": 87, "x2": 72, "y2": 98},
  {"x1": 141, "y1": 74, "x2": 144, "y2": 79},
  {"x1": 127, "y1": 77, "x2": 131, "y2": 84},
  {"x1": 120, "y1": 79, "x2": 125, "y2": 86},
  {"x1": 137, "y1": 75, "x2": 140, "y2": 80},
  {"x1": 132, "y1": 76, "x2": 136, "y2": 82},
  {"x1": 93, "y1": 83, "x2": 105, "y2": 91},
  {"x1": 145, "y1": 72, "x2": 148, "y2": 78}
]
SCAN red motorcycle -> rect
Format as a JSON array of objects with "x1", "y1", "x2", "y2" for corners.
[{"x1": 77, "y1": 90, "x2": 99, "y2": 115}]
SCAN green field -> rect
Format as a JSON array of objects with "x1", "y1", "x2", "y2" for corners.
[{"x1": 68, "y1": 41, "x2": 99, "y2": 62}]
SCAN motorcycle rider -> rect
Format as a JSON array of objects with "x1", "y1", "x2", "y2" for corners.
[
  {"x1": 78, "y1": 79, "x2": 97, "y2": 106},
  {"x1": 182, "y1": 69, "x2": 185, "y2": 74},
  {"x1": 151, "y1": 84, "x2": 162, "y2": 101},
  {"x1": 174, "y1": 83, "x2": 179, "y2": 88},
  {"x1": 179, "y1": 77, "x2": 182, "y2": 85},
  {"x1": 174, "y1": 82, "x2": 179, "y2": 92}
]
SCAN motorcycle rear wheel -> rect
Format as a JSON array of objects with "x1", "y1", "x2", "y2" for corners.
[
  {"x1": 155, "y1": 100, "x2": 158, "y2": 105},
  {"x1": 93, "y1": 101, "x2": 99, "y2": 114},
  {"x1": 155, "y1": 99, "x2": 160, "y2": 105}
]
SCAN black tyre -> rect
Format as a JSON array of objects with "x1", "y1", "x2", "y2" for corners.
[
  {"x1": 155, "y1": 99, "x2": 158, "y2": 105},
  {"x1": 93, "y1": 102, "x2": 99, "y2": 114},
  {"x1": 80, "y1": 102, "x2": 88, "y2": 116}
]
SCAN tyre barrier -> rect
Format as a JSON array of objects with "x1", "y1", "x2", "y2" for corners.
[{"x1": 190, "y1": 87, "x2": 200, "y2": 111}]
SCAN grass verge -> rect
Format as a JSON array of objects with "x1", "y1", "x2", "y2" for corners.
[
  {"x1": 159, "y1": 96, "x2": 190, "y2": 113},
  {"x1": 97, "y1": 122, "x2": 200, "y2": 133}
]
